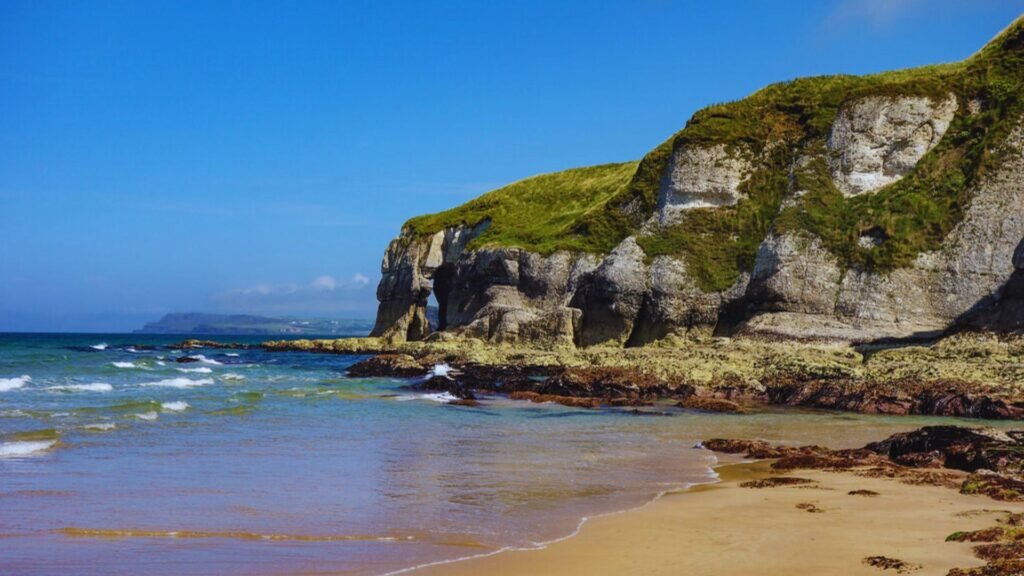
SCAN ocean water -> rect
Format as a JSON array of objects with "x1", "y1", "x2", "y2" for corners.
[{"x1": 0, "y1": 333, "x2": 1010, "y2": 575}]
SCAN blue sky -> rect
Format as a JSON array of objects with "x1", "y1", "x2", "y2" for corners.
[{"x1": 1, "y1": 0, "x2": 1022, "y2": 332}]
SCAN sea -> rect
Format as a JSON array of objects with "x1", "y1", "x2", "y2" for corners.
[{"x1": 0, "y1": 332, "x2": 1009, "y2": 575}]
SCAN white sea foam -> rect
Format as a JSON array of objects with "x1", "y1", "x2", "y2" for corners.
[
  {"x1": 430, "y1": 363, "x2": 453, "y2": 378},
  {"x1": 225, "y1": 353, "x2": 240, "y2": 357},
  {"x1": 0, "y1": 440, "x2": 57, "y2": 458},
  {"x1": 135, "y1": 411, "x2": 159, "y2": 421},
  {"x1": 396, "y1": 392, "x2": 460, "y2": 403},
  {"x1": 141, "y1": 378, "x2": 214, "y2": 389},
  {"x1": 125, "y1": 347, "x2": 140, "y2": 353},
  {"x1": 222, "y1": 373, "x2": 245, "y2": 381},
  {"x1": 83, "y1": 422, "x2": 116, "y2": 431},
  {"x1": 161, "y1": 401, "x2": 189, "y2": 412},
  {"x1": 0, "y1": 375, "x2": 30, "y2": 392},
  {"x1": 156, "y1": 361, "x2": 166, "y2": 366},
  {"x1": 190, "y1": 355, "x2": 222, "y2": 365},
  {"x1": 49, "y1": 383, "x2": 113, "y2": 393},
  {"x1": 177, "y1": 367, "x2": 212, "y2": 374},
  {"x1": 90, "y1": 343, "x2": 108, "y2": 351},
  {"x1": 111, "y1": 361, "x2": 137, "y2": 369}
]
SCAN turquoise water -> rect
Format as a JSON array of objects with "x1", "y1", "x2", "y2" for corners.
[{"x1": 0, "y1": 333, "x2": 1010, "y2": 575}]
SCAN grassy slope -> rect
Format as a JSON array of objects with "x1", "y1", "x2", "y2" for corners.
[
  {"x1": 403, "y1": 161, "x2": 638, "y2": 254},
  {"x1": 402, "y1": 17, "x2": 1023, "y2": 291}
]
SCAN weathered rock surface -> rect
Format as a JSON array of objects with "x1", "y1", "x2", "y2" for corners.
[
  {"x1": 828, "y1": 94, "x2": 958, "y2": 196},
  {"x1": 371, "y1": 90, "x2": 1022, "y2": 345},
  {"x1": 346, "y1": 354, "x2": 425, "y2": 378},
  {"x1": 658, "y1": 143, "x2": 752, "y2": 218},
  {"x1": 741, "y1": 119, "x2": 1024, "y2": 342}
]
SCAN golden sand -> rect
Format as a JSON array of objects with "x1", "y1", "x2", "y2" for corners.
[{"x1": 411, "y1": 462, "x2": 1024, "y2": 576}]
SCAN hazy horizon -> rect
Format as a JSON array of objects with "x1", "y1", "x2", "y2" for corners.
[{"x1": 3, "y1": 0, "x2": 1023, "y2": 332}]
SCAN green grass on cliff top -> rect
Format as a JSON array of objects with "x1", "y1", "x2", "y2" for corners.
[
  {"x1": 402, "y1": 17, "x2": 1024, "y2": 290},
  {"x1": 403, "y1": 161, "x2": 638, "y2": 253}
]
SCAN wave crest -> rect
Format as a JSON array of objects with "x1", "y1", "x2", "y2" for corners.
[
  {"x1": 0, "y1": 375, "x2": 30, "y2": 392},
  {"x1": 141, "y1": 378, "x2": 214, "y2": 389}
]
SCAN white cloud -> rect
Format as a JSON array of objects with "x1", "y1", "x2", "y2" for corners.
[
  {"x1": 209, "y1": 273, "x2": 377, "y2": 316},
  {"x1": 310, "y1": 275, "x2": 337, "y2": 291}
]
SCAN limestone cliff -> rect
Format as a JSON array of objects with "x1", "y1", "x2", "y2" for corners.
[{"x1": 371, "y1": 18, "x2": 1024, "y2": 346}]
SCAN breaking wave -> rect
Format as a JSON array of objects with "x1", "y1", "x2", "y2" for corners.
[
  {"x1": 177, "y1": 367, "x2": 212, "y2": 374},
  {"x1": 0, "y1": 375, "x2": 31, "y2": 392},
  {"x1": 0, "y1": 440, "x2": 57, "y2": 458},
  {"x1": 141, "y1": 378, "x2": 214, "y2": 389},
  {"x1": 49, "y1": 383, "x2": 113, "y2": 393}
]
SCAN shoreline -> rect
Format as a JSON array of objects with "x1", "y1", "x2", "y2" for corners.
[
  {"x1": 379, "y1": 457, "x2": 732, "y2": 576},
  {"x1": 401, "y1": 459, "x2": 1019, "y2": 576},
  {"x1": 176, "y1": 331, "x2": 1024, "y2": 420}
]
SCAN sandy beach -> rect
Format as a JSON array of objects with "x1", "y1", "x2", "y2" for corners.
[{"x1": 412, "y1": 460, "x2": 1024, "y2": 576}]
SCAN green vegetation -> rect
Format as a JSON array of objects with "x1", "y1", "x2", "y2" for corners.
[
  {"x1": 403, "y1": 162, "x2": 638, "y2": 254},
  {"x1": 636, "y1": 146, "x2": 792, "y2": 290},
  {"x1": 401, "y1": 17, "x2": 1024, "y2": 292},
  {"x1": 775, "y1": 19, "x2": 1024, "y2": 271}
]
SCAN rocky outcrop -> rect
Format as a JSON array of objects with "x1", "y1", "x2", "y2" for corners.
[
  {"x1": 828, "y1": 94, "x2": 958, "y2": 196},
  {"x1": 371, "y1": 21, "x2": 1024, "y2": 346},
  {"x1": 741, "y1": 118, "x2": 1024, "y2": 342},
  {"x1": 658, "y1": 143, "x2": 752, "y2": 220}
]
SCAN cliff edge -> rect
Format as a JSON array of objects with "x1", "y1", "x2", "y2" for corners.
[{"x1": 372, "y1": 18, "x2": 1024, "y2": 346}]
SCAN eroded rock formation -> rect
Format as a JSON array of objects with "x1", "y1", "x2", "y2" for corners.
[{"x1": 370, "y1": 21, "x2": 1024, "y2": 346}]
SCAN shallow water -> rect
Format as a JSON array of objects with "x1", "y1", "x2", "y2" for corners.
[{"x1": 0, "y1": 333, "x2": 1012, "y2": 575}]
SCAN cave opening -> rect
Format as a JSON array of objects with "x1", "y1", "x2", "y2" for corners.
[{"x1": 432, "y1": 264, "x2": 455, "y2": 331}]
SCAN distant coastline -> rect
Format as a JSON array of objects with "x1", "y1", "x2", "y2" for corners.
[{"x1": 134, "y1": 312, "x2": 374, "y2": 336}]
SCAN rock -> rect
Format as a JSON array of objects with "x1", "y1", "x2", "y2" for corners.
[
  {"x1": 862, "y1": 556, "x2": 920, "y2": 573},
  {"x1": 367, "y1": 30, "x2": 1024, "y2": 347},
  {"x1": 848, "y1": 489, "x2": 880, "y2": 497},
  {"x1": 973, "y1": 540, "x2": 1024, "y2": 562},
  {"x1": 508, "y1": 391, "x2": 602, "y2": 409},
  {"x1": 417, "y1": 376, "x2": 476, "y2": 400},
  {"x1": 948, "y1": 559, "x2": 1024, "y2": 576},
  {"x1": 739, "y1": 477, "x2": 816, "y2": 489},
  {"x1": 346, "y1": 354, "x2": 424, "y2": 378},
  {"x1": 447, "y1": 398, "x2": 481, "y2": 408},
  {"x1": 539, "y1": 366, "x2": 680, "y2": 400},
  {"x1": 169, "y1": 340, "x2": 251, "y2": 350},
  {"x1": 947, "y1": 528, "x2": 1006, "y2": 543},
  {"x1": 866, "y1": 426, "x2": 1024, "y2": 473},
  {"x1": 573, "y1": 237, "x2": 650, "y2": 346},
  {"x1": 828, "y1": 94, "x2": 958, "y2": 197},
  {"x1": 658, "y1": 143, "x2": 753, "y2": 217},
  {"x1": 961, "y1": 471, "x2": 1024, "y2": 502},
  {"x1": 764, "y1": 379, "x2": 1024, "y2": 420},
  {"x1": 175, "y1": 356, "x2": 201, "y2": 364},
  {"x1": 677, "y1": 396, "x2": 744, "y2": 413}
]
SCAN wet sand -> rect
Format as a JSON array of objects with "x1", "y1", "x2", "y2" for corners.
[{"x1": 410, "y1": 461, "x2": 1024, "y2": 576}]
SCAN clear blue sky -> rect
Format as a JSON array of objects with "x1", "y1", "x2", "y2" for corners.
[{"x1": 1, "y1": 0, "x2": 1022, "y2": 332}]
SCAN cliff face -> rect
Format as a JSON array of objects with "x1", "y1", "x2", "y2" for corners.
[{"x1": 371, "y1": 19, "x2": 1024, "y2": 346}]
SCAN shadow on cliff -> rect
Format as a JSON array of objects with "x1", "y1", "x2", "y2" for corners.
[{"x1": 851, "y1": 269, "x2": 1024, "y2": 360}]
